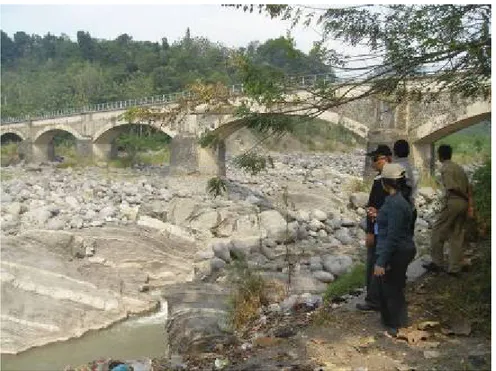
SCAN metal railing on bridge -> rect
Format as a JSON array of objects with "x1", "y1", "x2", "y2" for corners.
[{"x1": 0, "y1": 69, "x2": 441, "y2": 125}]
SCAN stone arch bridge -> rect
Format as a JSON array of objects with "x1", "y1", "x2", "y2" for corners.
[{"x1": 1, "y1": 80, "x2": 490, "y2": 175}]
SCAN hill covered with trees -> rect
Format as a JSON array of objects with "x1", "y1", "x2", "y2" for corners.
[{"x1": 1, "y1": 29, "x2": 333, "y2": 118}]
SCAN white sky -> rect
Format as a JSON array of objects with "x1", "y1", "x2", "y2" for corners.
[{"x1": 0, "y1": 4, "x2": 327, "y2": 53}]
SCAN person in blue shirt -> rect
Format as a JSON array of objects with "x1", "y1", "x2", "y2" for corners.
[{"x1": 373, "y1": 163, "x2": 417, "y2": 338}]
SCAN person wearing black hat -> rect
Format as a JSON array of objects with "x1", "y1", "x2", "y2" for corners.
[{"x1": 356, "y1": 144, "x2": 392, "y2": 312}]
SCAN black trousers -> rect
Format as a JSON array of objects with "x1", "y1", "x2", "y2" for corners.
[
  {"x1": 376, "y1": 247, "x2": 416, "y2": 328},
  {"x1": 365, "y1": 240, "x2": 380, "y2": 306}
]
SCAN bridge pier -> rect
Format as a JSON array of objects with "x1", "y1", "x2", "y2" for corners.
[
  {"x1": 31, "y1": 142, "x2": 55, "y2": 162},
  {"x1": 76, "y1": 138, "x2": 93, "y2": 160},
  {"x1": 169, "y1": 134, "x2": 225, "y2": 176},
  {"x1": 17, "y1": 140, "x2": 33, "y2": 162},
  {"x1": 412, "y1": 142, "x2": 435, "y2": 175},
  {"x1": 93, "y1": 143, "x2": 118, "y2": 161}
]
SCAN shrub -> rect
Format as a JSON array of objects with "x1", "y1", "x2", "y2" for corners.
[
  {"x1": 323, "y1": 264, "x2": 366, "y2": 303},
  {"x1": 472, "y1": 160, "x2": 491, "y2": 235},
  {"x1": 207, "y1": 176, "x2": 227, "y2": 198},
  {"x1": 227, "y1": 260, "x2": 270, "y2": 331}
]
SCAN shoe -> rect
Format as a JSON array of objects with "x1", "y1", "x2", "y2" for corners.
[
  {"x1": 356, "y1": 302, "x2": 380, "y2": 312},
  {"x1": 384, "y1": 327, "x2": 398, "y2": 338},
  {"x1": 422, "y1": 262, "x2": 443, "y2": 273}
]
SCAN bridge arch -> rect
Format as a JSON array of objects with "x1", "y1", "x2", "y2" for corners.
[
  {"x1": 93, "y1": 121, "x2": 177, "y2": 145},
  {"x1": 92, "y1": 121, "x2": 176, "y2": 161},
  {"x1": 1, "y1": 130, "x2": 25, "y2": 143},
  {"x1": 207, "y1": 111, "x2": 368, "y2": 141},
  {"x1": 33, "y1": 125, "x2": 84, "y2": 144},
  {"x1": 411, "y1": 103, "x2": 491, "y2": 170},
  {"x1": 412, "y1": 101, "x2": 491, "y2": 144}
]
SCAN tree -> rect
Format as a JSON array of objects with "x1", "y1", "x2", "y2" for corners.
[
  {"x1": 1, "y1": 31, "x2": 16, "y2": 65},
  {"x1": 76, "y1": 30, "x2": 96, "y2": 61},
  {"x1": 226, "y1": 4, "x2": 491, "y2": 102}
]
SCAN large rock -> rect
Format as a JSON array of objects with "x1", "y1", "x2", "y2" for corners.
[
  {"x1": 22, "y1": 207, "x2": 51, "y2": 226},
  {"x1": 230, "y1": 236, "x2": 261, "y2": 259},
  {"x1": 322, "y1": 254, "x2": 353, "y2": 277},
  {"x1": 312, "y1": 270, "x2": 335, "y2": 283},
  {"x1": 190, "y1": 210, "x2": 220, "y2": 231},
  {"x1": 165, "y1": 283, "x2": 232, "y2": 356},
  {"x1": 350, "y1": 192, "x2": 369, "y2": 209},
  {"x1": 308, "y1": 219, "x2": 325, "y2": 232},
  {"x1": 139, "y1": 200, "x2": 168, "y2": 221},
  {"x1": 210, "y1": 240, "x2": 232, "y2": 263},
  {"x1": 418, "y1": 187, "x2": 437, "y2": 202},
  {"x1": 259, "y1": 210, "x2": 296, "y2": 243},
  {"x1": 167, "y1": 197, "x2": 199, "y2": 226},
  {"x1": 1, "y1": 227, "x2": 197, "y2": 354},
  {"x1": 309, "y1": 256, "x2": 323, "y2": 272},
  {"x1": 334, "y1": 228, "x2": 354, "y2": 245},
  {"x1": 310, "y1": 209, "x2": 327, "y2": 222},
  {"x1": 295, "y1": 210, "x2": 310, "y2": 223}
]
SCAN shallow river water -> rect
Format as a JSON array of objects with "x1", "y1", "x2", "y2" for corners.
[{"x1": 1, "y1": 300, "x2": 168, "y2": 371}]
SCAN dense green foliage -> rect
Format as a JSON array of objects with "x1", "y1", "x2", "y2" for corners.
[
  {"x1": 1, "y1": 29, "x2": 332, "y2": 118},
  {"x1": 472, "y1": 160, "x2": 491, "y2": 233}
]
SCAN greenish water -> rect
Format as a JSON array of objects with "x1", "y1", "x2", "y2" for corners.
[{"x1": 1, "y1": 301, "x2": 168, "y2": 371}]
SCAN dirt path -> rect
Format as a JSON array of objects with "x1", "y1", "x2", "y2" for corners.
[{"x1": 159, "y1": 247, "x2": 491, "y2": 371}]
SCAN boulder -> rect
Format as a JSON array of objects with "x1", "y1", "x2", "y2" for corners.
[
  {"x1": 210, "y1": 258, "x2": 227, "y2": 271},
  {"x1": 322, "y1": 255, "x2": 353, "y2": 277},
  {"x1": 190, "y1": 210, "x2": 220, "y2": 231},
  {"x1": 139, "y1": 200, "x2": 168, "y2": 221},
  {"x1": 165, "y1": 283, "x2": 232, "y2": 356},
  {"x1": 230, "y1": 236, "x2": 261, "y2": 258},
  {"x1": 310, "y1": 209, "x2": 327, "y2": 222},
  {"x1": 307, "y1": 257, "x2": 321, "y2": 272},
  {"x1": 334, "y1": 228, "x2": 354, "y2": 245},
  {"x1": 312, "y1": 270, "x2": 335, "y2": 283},
  {"x1": 295, "y1": 210, "x2": 310, "y2": 223},
  {"x1": 259, "y1": 210, "x2": 296, "y2": 243},
  {"x1": 167, "y1": 197, "x2": 199, "y2": 226},
  {"x1": 418, "y1": 187, "x2": 437, "y2": 202},
  {"x1": 210, "y1": 240, "x2": 232, "y2": 263},
  {"x1": 349, "y1": 192, "x2": 369, "y2": 209},
  {"x1": 308, "y1": 219, "x2": 325, "y2": 232}
]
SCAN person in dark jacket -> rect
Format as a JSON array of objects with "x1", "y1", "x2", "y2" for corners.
[
  {"x1": 393, "y1": 139, "x2": 418, "y2": 235},
  {"x1": 373, "y1": 163, "x2": 417, "y2": 337},
  {"x1": 356, "y1": 144, "x2": 392, "y2": 312}
]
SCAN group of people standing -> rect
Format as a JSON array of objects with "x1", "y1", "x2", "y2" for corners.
[{"x1": 355, "y1": 140, "x2": 472, "y2": 338}]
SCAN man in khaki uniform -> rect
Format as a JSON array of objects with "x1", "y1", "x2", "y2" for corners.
[{"x1": 424, "y1": 144, "x2": 473, "y2": 276}]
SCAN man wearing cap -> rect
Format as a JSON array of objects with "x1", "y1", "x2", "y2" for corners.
[
  {"x1": 356, "y1": 144, "x2": 392, "y2": 312},
  {"x1": 423, "y1": 144, "x2": 473, "y2": 277}
]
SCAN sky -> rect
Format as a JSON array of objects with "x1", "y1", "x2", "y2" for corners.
[{"x1": 0, "y1": 4, "x2": 326, "y2": 53}]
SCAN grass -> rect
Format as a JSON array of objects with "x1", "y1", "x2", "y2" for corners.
[
  {"x1": 347, "y1": 177, "x2": 373, "y2": 193},
  {"x1": 323, "y1": 263, "x2": 366, "y2": 303},
  {"x1": 228, "y1": 270, "x2": 269, "y2": 331}
]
